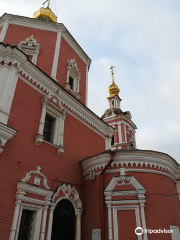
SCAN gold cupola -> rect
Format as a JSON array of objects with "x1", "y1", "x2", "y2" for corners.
[
  {"x1": 33, "y1": 0, "x2": 57, "y2": 23},
  {"x1": 108, "y1": 66, "x2": 120, "y2": 98}
]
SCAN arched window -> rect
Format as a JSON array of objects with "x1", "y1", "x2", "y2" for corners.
[{"x1": 51, "y1": 199, "x2": 76, "y2": 240}]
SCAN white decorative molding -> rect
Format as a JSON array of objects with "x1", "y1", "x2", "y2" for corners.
[
  {"x1": 0, "y1": 64, "x2": 19, "y2": 124},
  {"x1": 18, "y1": 35, "x2": 40, "y2": 65},
  {"x1": 46, "y1": 183, "x2": 83, "y2": 240},
  {"x1": 65, "y1": 58, "x2": 81, "y2": 99},
  {"x1": 105, "y1": 172, "x2": 148, "y2": 240},
  {"x1": 81, "y1": 150, "x2": 178, "y2": 178},
  {"x1": 113, "y1": 205, "x2": 142, "y2": 240},
  {"x1": 0, "y1": 43, "x2": 113, "y2": 139},
  {"x1": 35, "y1": 96, "x2": 66, "y2": 155},
  {"x1": 0, "y1": 122, "x2": 17, "y2": 153},
  {"x1": 9, "y1": 181, "x2": 53, "y2": 240},
  {"x1": 0, "y1": 16, "x2": 11, "y2": 42},
  {"x1": 21, "y1": 166, "x2": 50, "y2": 189},
  {"x1": 52, "y1": 183, "x2": 82, "y2": 210}
]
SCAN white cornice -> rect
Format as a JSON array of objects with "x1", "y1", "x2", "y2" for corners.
[
  {"x1": 0, "y1": 13, "x2": 91, "y2": 67},
  {"x1": 103, "y1": 114, "x2": 137, "y2": 129},
  {"x1": 0, "y1": 122, "x2": 17, "y2": 152},
  {"x1": 81, "y1": 150, "x2": 180, "y2": 179},
  {"x1": 0, "y1": 44, "x2": 113, "y2": 138}
]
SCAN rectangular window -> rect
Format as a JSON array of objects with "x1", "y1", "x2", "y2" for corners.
[
  {"x1": 69, "y1": 76, "x2": 74, "y2": 90},
  {"x1": 17, "y1": 209, "x2": 35, "y2": 240},
  {"x1": 43, "y1": 113, "x2": 56, "y2": 143}
]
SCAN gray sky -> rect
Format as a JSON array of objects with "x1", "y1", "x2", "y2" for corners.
[{"x1": 1, "y1": 0, "x2": 180, "y2": 161}]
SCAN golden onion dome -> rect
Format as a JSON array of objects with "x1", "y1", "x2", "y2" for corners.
[
  {"x1": 108, "y1": 66, "x2": 120, "y2": 98},
  {"x1": 33, "y1": 0, "x2": 57, "y2": 23}
]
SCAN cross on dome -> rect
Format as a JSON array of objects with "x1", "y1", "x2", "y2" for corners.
[{"x1": 108, "y1": 66, "x2": 120, "y2": 98}]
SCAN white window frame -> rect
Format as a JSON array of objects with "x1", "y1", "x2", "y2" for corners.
[
  {"x1": 18, "y1": 35, "x2": 40, "y2": 65},
  {"x1": 15, "y1": 203, "x2": 42, "y2": 240},
  {"x1": 113, "y1": 205, "x2": 142, "y2": 240},
  {"x1": 35, "y1": 97, "x2": 66, "y2": 155},
  {"x1": 65, "y1": 59, "x2": 81, "y2": 99}
]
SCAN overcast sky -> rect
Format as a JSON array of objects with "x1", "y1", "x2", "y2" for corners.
[{"x1": 1, "y1": 0, "x2": 180, "y2": 162}]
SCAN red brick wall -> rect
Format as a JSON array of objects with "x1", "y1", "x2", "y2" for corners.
[
  {"x1": 0, "y1": 79, "x2": 105, "y2": 240},
  {"x1": 4, "y1": 23, "x2": 87, "y2": 104},
  {"x1": 4, "y1": 24, "x2": 57, "y2": 76}
]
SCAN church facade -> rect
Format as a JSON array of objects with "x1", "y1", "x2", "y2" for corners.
[{"x1": 0, "y1": 4, "x2": 180, "y2": 240}]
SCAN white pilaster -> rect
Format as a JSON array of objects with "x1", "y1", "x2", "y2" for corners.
[
  {"x1": 105, "y1": 137, "x2": 111, "y2": 150},
  {"x1": 0, "y1": 18, "x2": 10, "y2": 42},
  {"x1": 76, "y1": 209, "x2": 82, "y2": 240},
  {"x1": 124, "y1": 124, "x2": 127, "y2": 143},
  {"x1": 40, "y1": 205, "x2": 49, "y2": 240},
  {"x1": 46, "y1": 203, "x2": 56, "y2": 240},
  {"x1": 59, "y1": 112, "x2": 65, "y2": 146},
  {"x1": 107, "y1": 204, "x2": 113, "y2": 240},
  {"x1": 51, "y1": 31, "x2": 62, "y2": 80},
  {"x1": 85, "y1": 65, "x2": 89, "y2": 106},
  {"x1": 38, "y1": 98, "x2": 48, "y2": 136},
  {"x1": 140, "y1": 203, "x2": 148, "y2": 240},
  {"x1": 9, "y1": 190, "x2": 25, "y2": 240},
  {"x1": 0, "y1": 65, "x2": 18, "y2": 124},
  {"x1": 117, "y1": 123, "x2": 122, "y2": 144}
]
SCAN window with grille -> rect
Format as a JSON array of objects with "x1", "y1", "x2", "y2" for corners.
[
  {"x1": 69, "y1": 76, "x2": 74, "y2": 90},
  {"x1": 43, "y1": 113, "x2": 56, "y2": 143},
  {"x1": 17, "y1": 209, "x2": 35, "y2": 240}
]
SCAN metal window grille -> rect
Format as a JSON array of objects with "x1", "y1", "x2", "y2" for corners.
[
  {"x1": 43, "y1": 113, "x2": 56, "y2": 143},
  {"x1": 17, "y1": 209, "x2": 35, "y2": 240},
  {"x1": 69, "y1": 76, "x2": 74, "y2": 90}
]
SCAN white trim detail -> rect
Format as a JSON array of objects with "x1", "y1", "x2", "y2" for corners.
[
  {"x1": 105, "y1": 169, "x2": 148, "y2": 240},
  {"x1": 85, "y1": 65, "x2": 88, "y2": 106},
  {"x1": 0, "y1": 44, "x2": 113, "y2": 139},
  {"x1": 81, "y1": 150, "x2": 178, "y2": 178},
  {"x1": 18, "y1": 35, "x2": 40, "y2": 65},
  {"x1": 9, "y1": 182, "x2": 53, "y2": 240},
  {"x1": 0, "y1": 16, "x2": 11, "y2": 42},
  {"x1": 0, "y1": 64, "x2": 18, "y2": 124},
  {"x1": 46, "y1": 183, "x2": 83, "y2": 240},
  {"x1": 51, "y1": 30, "x2": 62, "y2": 80},
  {"x1": 65, "y1": 58, "x2": 81, "y2": 99},
  {"x1": 35, "y1": 96, "x2": 66, "y2": 155},
  {"x1": 113, "y1": 205, "x2": 142, "y2": 240},
  {"x1": 15, "y1": 203, "x2": 43, "y2": 240},
  {"x1": 21, "y1": 166, "x2": 50, "y2": 189},
  {"x1": 0, "y1": 122, "x2": 17, "y2": 153}
]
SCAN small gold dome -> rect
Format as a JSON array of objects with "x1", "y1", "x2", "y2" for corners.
[
  {"x1": 108, "y1": 82, "x2": 120, "y2": 98},
  {"x1": 108, "y1": 66, "x2": 120, "y2": 98},
  {"x1": 33, "y1": 1, "x2": 57, "y2": 23}
]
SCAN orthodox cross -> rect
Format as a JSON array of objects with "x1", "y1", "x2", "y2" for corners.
[
  {"x1": 43, "y1": 0, "x2": 50, "y2": 8},
  {"x1": 110, "y1": 66, "x2": 115, "y2": 84}
]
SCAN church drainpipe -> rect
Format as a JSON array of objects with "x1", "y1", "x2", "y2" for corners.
[{"x1": 100, "y1": 150, "x2": 115, "y2": 240}]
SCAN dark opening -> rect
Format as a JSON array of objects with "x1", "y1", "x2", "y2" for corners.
[
  {"x1": 51, "y1": 199, "x2": 76, "y2": 240},
  {"x1": 43, "y1": 113, "x2": 56, "y2": 143},
  {"x1": 18, "y1": 209, "x2": 35, "y2": 240},
  {"x1": 69, "y1": 76, "x2": 74, "y2": 90},
  {"x1": 111, "y1": 135, "x2": 114, "y2": 146}
]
